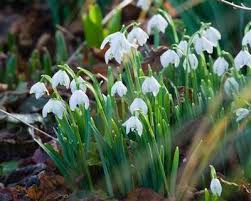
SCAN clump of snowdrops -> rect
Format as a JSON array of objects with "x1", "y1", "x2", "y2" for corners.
[{"x1": 30, "y1": 8, "x2": 251, "y2": 199}]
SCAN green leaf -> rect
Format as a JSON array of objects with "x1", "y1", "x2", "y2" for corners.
[{"x1": 82, "y1": 4, "x2": 104, "y2": 48}]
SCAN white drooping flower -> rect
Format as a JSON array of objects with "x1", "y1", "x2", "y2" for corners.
[
  {"x1": 100, "y1": 32, "x2": 135, "y2": 64},
  {"x1": 234, "y1": 50, "x2": 251, "y2": 70},
  {"x1": 242, "y1": 30, "x2": 251, "y2": 47},
  {"x1": 147, "y1": 14, "x2": 168, "y2": 34},
  {"x1": 111, "y1": 81, "x2": 127, "y2": 97},
  {"x1": 224, "y1": 77, "x2": 239, "y2": 96},
  {"x1": 160, "y1": 49, "x2": 180, "y2": 68},
  {"x1": 235, "y1": 108, "x2": 250, "y2": 122},
  {"x1": 42, "y1": 99, "x2": 66, "y2": 119},
  {"x1": 70, "y1": 76, "x2": 86, "y2": 93},
  {"x1": 193, "y1": 34, "x2": 214, "y2": 55},
  {"x1": 69, "y1": 90, "x2": 89, "y2": 111},
  {"x1": 183, "y1": 54, "x2": 198, "y2": 73},
  {"x1": 127, "y1": 27, "x2": 149, "y2": 46},
  {"x1": 203, "y1": 26, "x2": 221, "y2": 46},
  {"x1": 130, "y1": 98, "x2": 148, "y2": 115},
  {"x1": 176, "y1": 40, "x2": 188, "y2": 57},
  {"x1": 52, "y1": 70, "x2": 70, "y2": 89},
  {"x1": 122, "y1": 116, "x2": 143, "y2": 136},
  {"x1": 142, "y1": 76, "x2": 160, "y2": 96},
  {"x1": 137, "y1": 0, "x2": 151, "y2": 11},
  {"x1": 30, "y1": 82, "x2": 48, "y2": 99},
  {"x1": 210, "y1": 178, "x2": 222, "y2": 197},
  {"x1": 213, "y1": 57, "x2": 229, "y2": 76}
]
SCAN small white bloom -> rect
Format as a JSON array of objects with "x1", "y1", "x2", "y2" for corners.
[
  {"x1": 30, "y1": 82, "x2": 48, "y2": 99},
  {"x1": 52, "y1": 70, "x2": 70, "y2": 89},
  {"x1": 210, "y1": 178, "x2": 222, "y2": 197},
  {"x1": 213, "y1": 57, "x2": 229, "y2": 76},
  {"x1": 69, "y1": 90, "x2": 89, "y2": 111},
  {"x1": 70, "y1": 76, "x2": 86, "y2": 93},
  {"x1": 142, "y1": 76, "x2": 160, "y2": 96},
  {"x1": 160, "y1": 49, "x2": 180, "y2": 68},
  {"x1": 122, "y1": 116, "x2": 143, "y2": 136},
  {"x1": 42, "y1": 99, "x2": 66, "y2": 119},
  {"x1": 193, "y1": 34, "x2": 214, "y2": 55},
  {"x1": 137, "y1": 0, "x2": 151, "y2": 11},
  {"x1": 235, "y1": 108, "x2": 250, "y2": 122},
  {"x1": 127, "y1": 27, "x2": 149, "y2": 46},
  {"x1": 183, "y1": 54, "x2": 198, "y2": 73},
  {"x1": 234, "y1": 50, "x2": 251, "y2": 70},
  {"x1": 147, "y1": 14, "x2": 168, "y2": 34},
  {"x1": 100, "y1": 32, "x2": 135, "y2": 64},
  {"x1": 224, "y1": 77, "x2": 239, "y2": 96},
  {"x1": 130, "y1": 98, "x2": 148, "y2": 115},
  {"x1": 203, "y1": 26, "x2": 221, "y2": 46},
  {"x1": 111, "y1": 81, "x2": 127, "y2": 97},
  {"x1": 176, "y1": 40, "x2": 188, "y2": 57},
  {"x1": 242, "y1": 30, "x2": 251, "y2": 47}
]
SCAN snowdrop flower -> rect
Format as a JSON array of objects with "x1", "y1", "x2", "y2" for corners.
[
  {"x1": 52, "y1": 70, "x2": 70, "y2": 89},
  {"x1": 213, "y1": 57, "x2": 229, "y2": 76},
  {"x1": 160, "y1": 49, "x2": 180, "y2": 68},
  {"x1": 70, "y1": 76, "x2": 86, "y2": 93},
  {"x1": 203, "y1": 26, "x2": 221, "y2": 46},
  {"x1": 147, "y1": 14, "x2": 168, "y2": 34},
  {"x1": 142, "y1": 76, "x2": 160, "y2": 96},
  {"x1": 235, "y1": 108, "x2": 250, "y2": 122},
  {"x1": 30, "y1": 82, "x2": 48, "y2": 99},
  {"x1": 69, "y1": 90, "x2": 89, "y2": 111},
  {"x1": 234, "y1": 50, "x2": 251, "y2": 70},
  {"x1": 183, "y1": 54, "x2": 198, "y2": 73},
  {"x1": 224, "y1": 77, "x2": 239, "y2": 96},
  {"x1": 130, "y1": 98, "x2": 148, "y2": 115},
  {"x1": 137, "y1": 0, "x2": 151, "y2": 11},
  {"x1": 42, "y1": 99, "x2": 66, "y2": 119},
  {"x1": 242, "y1": 30, "x2": 251, "y2": 47},
  {"x1": 210, "y1": 178, "x2": 222, "y2": 197},
  {"x1": 127, "y1": 27, "x2": 149, "y2": 46},
  {"x1": 100, "y1": 32, "x2": 135, "y2": 64},
  {"x1": 193, "y1": 34, "x2": 214, "y2": 55},
  {"x1": 111, "y1": 81, "x2": 127, "y2": 97},
  {"x1": 176, "y1": 40, "x2": 188, "y2": 57},
  {"x1": 123, "y1": 116, "x2": 143, "y2": 136}
]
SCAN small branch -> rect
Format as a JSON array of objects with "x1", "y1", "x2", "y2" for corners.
[
  {"x1": 0, "y1": 108, "x2": 57, "y2": 141},
  {"x1": 102, "y1": 0, "x2": 133, "y2": 25},
  {"x1": 217, "y1": 0, "x2": 251, "y2": 11}
]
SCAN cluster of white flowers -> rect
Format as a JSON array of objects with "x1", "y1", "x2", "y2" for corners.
[
  {"x1": 101, "y1": 26, "x2": 149, "y2": 64},
  {"x1": 111, "y1": 76, "x2": 160, "y2": 136},
  {"x1": 30, "y1": 69, "x2": 90, "y2": 119}
]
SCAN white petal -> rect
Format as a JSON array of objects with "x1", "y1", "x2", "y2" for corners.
[
  {"x1": 30, "y1": 82, "x2": 48, "y2": 99},
  {"x1": 142, "y1": 76, "x2": 160, "y2": 96},
  {"x1": 111, "y1": 81, "x2": 127, "y2": 97},
  {"x1": 210, "y1": 178, "x2": 222, "y2": 197},
  {"x1": 137, "y1": 0, "x2": 151, "y2": 11},
  {"x1": 242, "y1": 30, "x2": 251, "y2": 47},
  {"x1": 52, "y1": 70, "x2": 70, "y2": 89},
  {"x1": 177, "y1": 40, "x2": 188, "y2": 57},
  {"x1": 235, "y1": 108, "x2": 250, "y2": 122},
  {"x1": 183, "y1": 54, "x2": 198, "y2": 73},
  {"x1": 122, "y1": 116, "x2": 143, "y2": 136},
  {"x1": 130, "y1": 98, "x2": 148, "y2": 115},
  {"x1": 234, "y1": 50, "x2": 251, "y2": 70},
  {"x1": 213, "y1": 57, "x2": 229, "y2": 76},
  {"x1": 224, "y1": 77, "x2": 239, "y2": 96},
  {"x1": 160, "y1": 50, "x2": 180, "y2": 68},
  {"x1": 147, "y1": 14, "x2": 168, "y2": 34},
  {"x1": 127, "y1": 27, "x2": 149, "y2": 46},
  {"x1": 204, "y1": 27, "x2": 221, "y2": 46},
  {"x1": 69, "y1": 90, "x2": 90, "y2": 111},
  {"x1": 70, "y1": 76, "x2": 86, "y2": 93}
]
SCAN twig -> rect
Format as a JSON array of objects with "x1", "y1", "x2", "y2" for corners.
[
  {"x1": 66, "y1": 41, "x2": 86, "y2": 65},
  {"x1": 102, "y1": 0, "x2": 133, "y2": 25},
  {"x1": 217, "y1": 0, "x2": 251, "y2": 11},
  {"x1": 0, "y1": 108, "x2": 57, "y2": 141}
]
